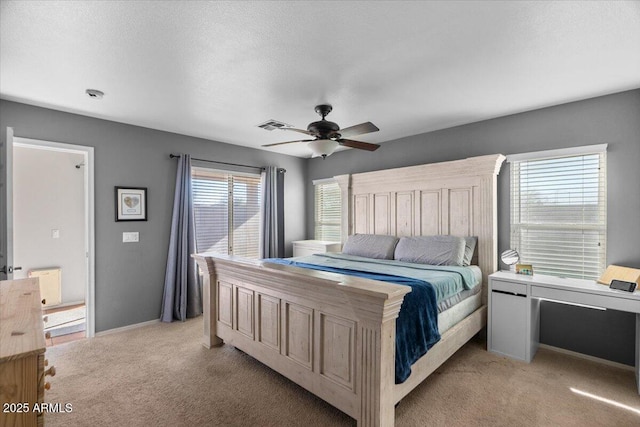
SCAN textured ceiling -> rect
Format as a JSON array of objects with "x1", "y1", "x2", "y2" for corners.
[{"x1": 1, "y1": 1, "x2": 639, "y2": 158}]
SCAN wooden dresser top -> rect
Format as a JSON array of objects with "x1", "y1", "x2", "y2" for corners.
[{"x1": 0, "y1": 278, "x2": 46, "y2": 362}]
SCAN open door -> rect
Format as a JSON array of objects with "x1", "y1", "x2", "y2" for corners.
[
  {"x1": 1, "y1": 127, "x2": 18, "y2": 280},
  {"x1": 1, "y1": 127, "x2": 23, "y2": 280}
]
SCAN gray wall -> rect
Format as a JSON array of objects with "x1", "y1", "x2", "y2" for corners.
[
  {"x1": 1, "y1": 100, "x2": 307, "y2": 332},
  {"x1": 306, "y1": 89, "x2": 640, "y2": 365},
  {"x1": 2, "y1": 90, "x2": 637, "y2": 361},
  {"x1": 13, "y1": 146, "x2": 86, "y2": 304}
]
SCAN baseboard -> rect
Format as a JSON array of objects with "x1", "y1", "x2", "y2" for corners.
[
  {"x1": 95, "y1": 319, "x2": 160, "y2": 337},
  {"x1": 538, "y1": 343, "x2": 634, "y2": 371}
]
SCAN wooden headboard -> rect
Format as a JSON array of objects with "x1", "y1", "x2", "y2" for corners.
[{"x1": 335, "y1": 154, "x2": 506, "y2": 291}]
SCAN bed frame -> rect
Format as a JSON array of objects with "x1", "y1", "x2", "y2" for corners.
[{"x1": 194, "y1": 154, "x2": 505, "y2": 426}]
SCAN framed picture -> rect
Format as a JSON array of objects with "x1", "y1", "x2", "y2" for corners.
[
  {"x1": 516, "y1": 263, "x2": 534, "y2": 276},
  {"x1": 115, "y1": 187, "x2": 147, "y2": 221}
]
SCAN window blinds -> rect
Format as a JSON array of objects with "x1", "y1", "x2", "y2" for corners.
[
  {"x1": 192, "y1": 167, "x2": 261, "y2": 259},
  {"x1": 510, "y1": 150, "x2": 606, "y2": 280},
  {"x1": 314, "y1": 180, "x2": 342, "y2": 242}
]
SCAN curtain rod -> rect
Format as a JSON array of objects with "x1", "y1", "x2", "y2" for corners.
[{"x1": 170, "y1": 154, "x2": 286, "y2": 173}]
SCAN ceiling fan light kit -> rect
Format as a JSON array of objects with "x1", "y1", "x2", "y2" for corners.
[
  {"x1": 261, "y1": 104, "x2": 380, "y2": 157},
  {"x1": 308, "y1": 139, "x2": 339, "y2": 158}
]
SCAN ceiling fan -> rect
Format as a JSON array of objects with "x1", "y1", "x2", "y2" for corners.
[{"x1": 261, "y1": 104, "x2": 380, "y2": 158}]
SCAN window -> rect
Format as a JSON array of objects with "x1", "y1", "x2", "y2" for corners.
[
  {"x1": 314, "y1": 179, "x2": 341, "y2": 242},
  {"x1": 192, "y1": 167, "x2": 261, "y2": 259},
  {"x1": 509, "y1": 145, "x2": 607, "y2": 280}
]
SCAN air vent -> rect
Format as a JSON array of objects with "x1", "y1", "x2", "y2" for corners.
[
  {"x1": 257, "y1": 119, "x2": 292, "y2": 131},
  {"x1": 85, "y1": 89, "x2": 104, "y2": 99}
]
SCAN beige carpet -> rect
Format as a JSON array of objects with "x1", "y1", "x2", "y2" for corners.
[{"x1": 44, "y1": 318, "x2": 639, "y2": 426}]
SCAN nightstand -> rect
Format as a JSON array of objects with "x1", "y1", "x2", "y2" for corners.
[{"x1": 292, "y1": 240, "x2": 342, "y2": 257}]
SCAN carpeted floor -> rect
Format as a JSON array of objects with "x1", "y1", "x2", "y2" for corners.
[{"x1": 44, "y1": 318, "x2": 640, "y2": 426}]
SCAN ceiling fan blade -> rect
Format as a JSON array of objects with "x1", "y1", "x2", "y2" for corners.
[
  {"x1": 338, "y1": 122, "x2": 379, "y2": 138},
  {"x1": 278, "y1": 127, "x2": 316, "y2": 136},
  {"x1": 262, "y1": 139, "x2": 315, "y2": 147},
  {"x1": 337, "y1": 138, "x2": 380, "y2": 151}
]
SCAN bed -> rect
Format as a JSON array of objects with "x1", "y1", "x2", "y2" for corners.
[{"x1": 193, "y1": 154, "x2": 505, "y2": 426}]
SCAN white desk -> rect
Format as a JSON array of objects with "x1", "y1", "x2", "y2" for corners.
[{"x1": 487, "y1": 270, "x2": 640, "y2": 394}]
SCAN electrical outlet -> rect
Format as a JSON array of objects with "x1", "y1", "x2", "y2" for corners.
[
  {"x1": 52, "y1": 229, "x2": 60, "y2": 239},
  {"x1": 122, "y1": 232, "x2": 139, "y2": 243}
]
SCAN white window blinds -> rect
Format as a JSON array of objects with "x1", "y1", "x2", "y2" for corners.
[
  {"x1": 192, "y1": 167, "x2": 261, "y2": 259},
  {"x1": 510, "y1": 147, "x2": 606, "y2": 280},
  {"x1": 314, "y1": 180, "x2": 342, "y2": 242}
]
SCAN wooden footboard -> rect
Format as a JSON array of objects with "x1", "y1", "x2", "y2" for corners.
[
  {"x1": 194, "y1": 254, "x2": 486, "y2": 427},
  {"x1": 195, "y1": 253, "x2": 411, "y2": 426}
]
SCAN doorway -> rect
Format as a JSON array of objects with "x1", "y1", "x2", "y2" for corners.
[{"x1": 12, "y1": 136, "x2": 95, "y2": 340}]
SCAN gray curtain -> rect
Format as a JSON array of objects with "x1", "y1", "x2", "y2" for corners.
[
  {"x1": 260, "y1": 166, "x2": 285, "y2": 258},
  {"x1": 161, "y1": 154, "x2": 202, "y2": 322}
]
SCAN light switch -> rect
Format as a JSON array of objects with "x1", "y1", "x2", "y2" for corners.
[
  {"x1": 122, "y1": 232, "x2": 139, "y2": 243},
  {"x1": 52, "y1": 229, "x2": 60, "y2": 239}
]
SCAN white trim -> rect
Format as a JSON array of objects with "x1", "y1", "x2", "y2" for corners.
[
  {"x1": 4, "y1": 128, "x2": 15, "y2": 280},
  {"x1": 13, "y1": 136, "x2": 96, "y2": 338},
  {"x1": 312, "y1": 177, "x2": 337, "y2": 186},
  {"x1": 45, "y1": 300, "x2": 85, "y2": 310},
  {"x1": 539, "y1": 343, "x2": 634, "y2": 372},
  {"x1": 191, "y1": 162, "x2": 261, "y2": 178},
  {"x1": 506, "y1": 143, "x2": 608, "y2": 163},
  {"x1": 95, "y1": 319, "x2": 160, "y2": 337}
]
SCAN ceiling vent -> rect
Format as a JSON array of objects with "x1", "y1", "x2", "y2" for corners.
[
  {"x1": 85, "y1": 89, "x2": 104, "y2": 99},
  {"x1": 257, "y1": 119, "x2": 292, "y2": 131}
]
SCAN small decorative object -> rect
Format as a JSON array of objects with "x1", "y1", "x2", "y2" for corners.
[
  {"x1": 115, "y1": 187, "x2": 147, "y2": 221},
  {"x1": 501, "y1": 249, "x2": 520, "y2": 271},
  {"x1": 597, "y1": 264, "x2": 640, "y2": 287},
  {"x1": 516, "y1": 263, "x2": 534, "y2": 276}
]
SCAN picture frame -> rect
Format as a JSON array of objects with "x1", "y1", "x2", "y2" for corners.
[
  {"x1": 115, "y1": 187, "x2": 147, "y2": 221},
  {"x1": 516, "y1": 263, "x2": 534, "y2": 276}
]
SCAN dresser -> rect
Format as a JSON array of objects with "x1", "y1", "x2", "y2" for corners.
[
  {"x1": 1, "y1": 278, "x2": 54, "y2": 426},
  {"x1": 292, "y1": 240, "x2": 342, "y2": 257}
]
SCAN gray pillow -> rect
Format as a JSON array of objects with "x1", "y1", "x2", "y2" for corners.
[
  {"x1": 463, "y1": 236, "x2": 478, "y2": 266},
  {"x1": 394, "y1": 235, "x2": 466, "y2": 266},
  {"x1": 342, "y1": 234, "x2": 399, "y2": 259}
]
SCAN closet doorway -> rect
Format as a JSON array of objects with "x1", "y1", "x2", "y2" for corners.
[{"x1": 12, "y1": 136, "x2": 95, "y2": 343}]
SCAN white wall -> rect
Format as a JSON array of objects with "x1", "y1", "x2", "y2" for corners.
[{"x1": 13, "y1": 145, "x2": 86, "y2": 304}]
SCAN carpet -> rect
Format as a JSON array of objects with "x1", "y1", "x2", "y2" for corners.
[{"x1": 43, "y1": 318, "x2": 640, "y2": 426}]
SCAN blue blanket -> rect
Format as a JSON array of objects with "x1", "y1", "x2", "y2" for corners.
[{"x1": 264, "y1": 258, "x2": 440, "y2": 384}]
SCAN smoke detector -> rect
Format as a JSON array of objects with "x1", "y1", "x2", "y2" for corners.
[{"x1": 85, "y1": 89, "x2": 104, "y2": 99}]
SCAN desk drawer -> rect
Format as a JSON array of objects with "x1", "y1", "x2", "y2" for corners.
[
  {"x1": 491, "y1": 279, "x2": 527, "y2": 296},
  {"x1": 531, "y1": 286, "x2": 640, "y2": 313}
]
